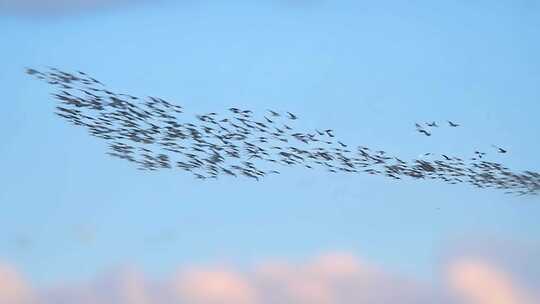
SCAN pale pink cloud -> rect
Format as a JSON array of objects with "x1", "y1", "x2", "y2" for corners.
[
  {"x1": 0, "y1": 263, "x2": 34, "y2": 304},
  {"x1": 42, "y1": 267, "x2": 153, "y2": 304},
  {"x1": 308, "y1": 252, "x2": 365, "y2": 279},
  {"x1": 113, "y1": 269, "x2": 151, "y2": 304},
  {"x1": 172, "y1": 267, "x2": 258, "y2": 304},
  {"x1": 447, "y1": 259, "x2": 535, "y2": 304},
  {"x1": 253, "y1": 252, "x2": 436, "y2": 304},
  {"x1": 252, "y1": 252, "x2": 370, "y2": 304},
  {"x1": 0, "y1": 248, "x2": 539, "y2": 304}
]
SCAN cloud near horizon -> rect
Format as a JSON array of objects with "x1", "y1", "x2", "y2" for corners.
[
  {"x1": 1, "y1": 250, "x2": 539, "y2": 304},
  {"x1": 448, "y1": 258, "x2": 534, "y2": 304}
]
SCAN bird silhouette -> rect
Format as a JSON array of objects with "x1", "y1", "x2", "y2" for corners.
[
  {"x1": 492, "y1": 145, "x2": 507, "y2": 154},
  {"x1": 418, "y1": 129, "x2": 431, "y2": 136},
  {"x1": 268, "y1": 110, "x2": 280, "y2": 117},
  {"x1": 287, "y1": 112, "x2": 298, "y2": 120}
]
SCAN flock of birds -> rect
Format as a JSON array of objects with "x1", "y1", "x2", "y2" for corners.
[
  {"x1": 26, "y1": 67, "x2": 539, "y2": 196},
  {"x1": 415, "y1": 120, "x2": 460, "y2": 137},
  {"x1": 415, "y1": 121, "x2": 509, "y2": 158}
]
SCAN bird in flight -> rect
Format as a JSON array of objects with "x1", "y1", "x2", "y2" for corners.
[
  {"x1": 268, "y1": 110, "x2": 280, "y2": 117},
  {"x1": 287, "y1": 112, "x2": 298, "y2": 120},
  {"x1": 448, "y1": 121, "x2": 460, "y2": 127},
  {"x1": 474, "y1": 151, "x2": 487, "y2": 159},
  {"x1": 418, "y1": 129, "x2": 431, "y2": 136},
  {"x1": 492, "y1": 145, "x2": 507, "y2": 154}
]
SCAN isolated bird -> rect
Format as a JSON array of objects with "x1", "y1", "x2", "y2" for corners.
[
  {"x1": 418, "y1": 129, "x2": 431, "y2": 136},
  {"x1": 448, "y1": 121, "x2": 460, "y2": 127},
  {"x1": 492, "y1": 145, "x2": 507, "y2": 154}
]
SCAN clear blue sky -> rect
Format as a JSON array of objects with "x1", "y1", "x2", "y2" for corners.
[{"x1": 1, "y1": 0, "x2": 539, "y2": 287}]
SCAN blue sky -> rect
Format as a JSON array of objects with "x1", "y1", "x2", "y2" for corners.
[{"x1": 1, "y1": 0, "x2": 539, "y2": 299}]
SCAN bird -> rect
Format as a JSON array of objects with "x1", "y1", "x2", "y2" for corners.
[
  {"x1": 418, "y1": 129, "x2": 431, "y2": 136},
  {"x1": 448, "y1": 121, "x2": 460, "y2": 127},
  {"x1": 268, "y1": 110, "x2": 280, "y2": 117},
  {"x1": 25, "y1": 68, "x2": 41, "y2": 75},
  {"x1": 492, "y1": 145, "x2": 507, "y2": 154},
  {"x1": 287, "y1": 112, "x2": 298, "y2": 120},
  {"x1": 427, "y1": 121, "x2": 438, "y2": 127},
  {"x1": 474, "y1": 151, "x2": 486, "y2": 158}
]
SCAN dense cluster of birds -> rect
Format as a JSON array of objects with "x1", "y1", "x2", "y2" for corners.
[{"x1": 26, "y1": 67, "x2": 539, "y2": 196}]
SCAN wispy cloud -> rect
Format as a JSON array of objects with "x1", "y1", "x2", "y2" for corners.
[{"x1": 1, "y1": 249, "x2": 538, "y2": 304}]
